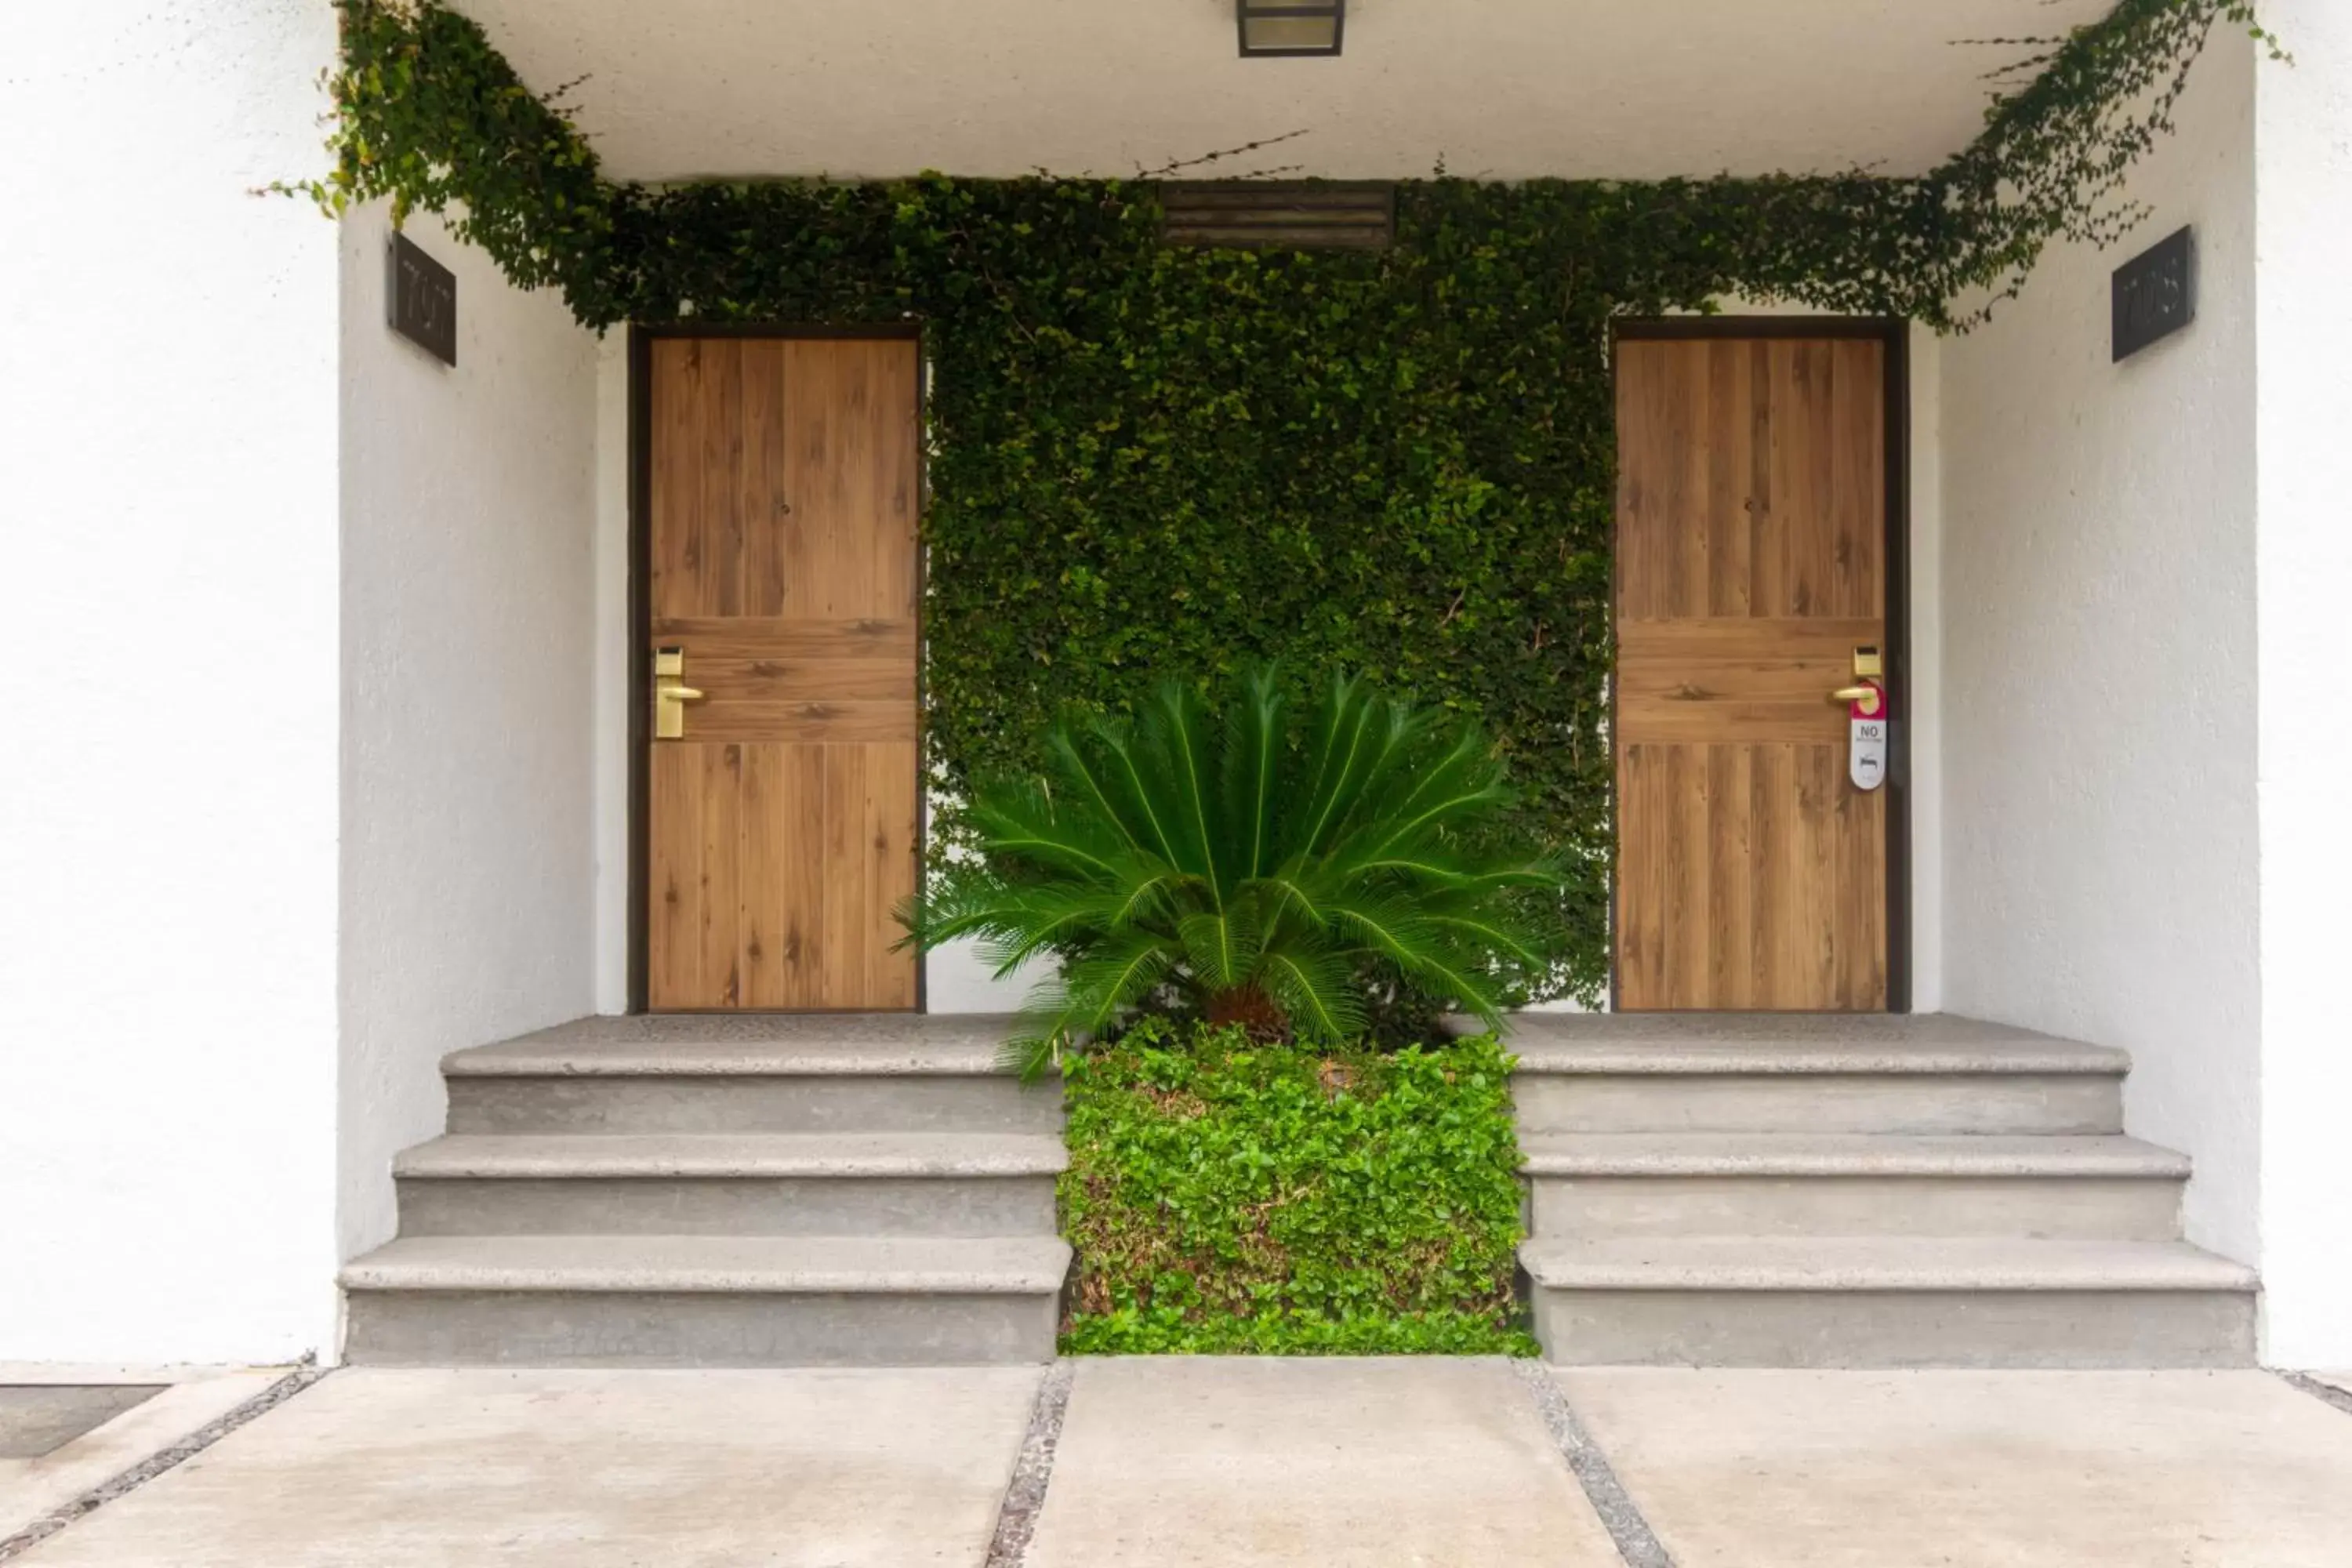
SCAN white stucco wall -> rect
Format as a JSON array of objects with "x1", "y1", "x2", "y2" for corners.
[
  {"x1": 1905, "y1": 325, "x2": 1947, "y2": 1017},
  {"x1": 0, "y1": 1, "x2": 343, "y2": 1361},
  {"x1": 925, "y1": 937, "x2": 1035, "y2": 1014},
  {"x1": 1939, "y1": 39, "x2": 2263, "y2": 1265},
  {"x1": 592, "y1": 338, "x2": 633, "y2": 1015},
  {"x1": 2251, "y1": 0, "x2": 2352, "y2": 1368},
  {"x1": 338, "y1": 204, "x2": 601, "y2": 1265}
]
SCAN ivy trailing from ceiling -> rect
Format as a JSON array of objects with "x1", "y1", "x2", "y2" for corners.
[
  {"x1": 296, "y1": 0, "x2": 2269, "y2": 1002},
  {"x1": 1928, "y1": 0, "x2": 2282, "y2": 321}
]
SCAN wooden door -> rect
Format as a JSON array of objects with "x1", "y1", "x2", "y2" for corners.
[
  {"x1": 1613, "y1": 332, "x2": 1892, "y2": 1011},
  {"x1": 645, "y1": 336, "x2": 921, "y2": 1011}
]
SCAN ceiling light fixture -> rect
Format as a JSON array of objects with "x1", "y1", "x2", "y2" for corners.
[{"x1": 1236, "y1": 0, "x2": 1345, "y2": 59}]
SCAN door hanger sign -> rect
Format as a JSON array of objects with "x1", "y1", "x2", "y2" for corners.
[{"x1": 1848, "y1": 681, "x2": 1889, "y2": 792}]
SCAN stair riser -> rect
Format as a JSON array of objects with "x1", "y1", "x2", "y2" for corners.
[
  {"x1": 1514, "y1": 1073, "x2": 2124, "y2": 1135},
  {"x1": 343, "y1": 1290, "x2": 1061, "y2": 1367},
  {"x1": 1530, "y1": 1174, "x2": 2183, "y2": 1241},
  {"x1": 1530, "y1": 1287, "x2": 2256, "y2": 1369},
  {"x1": 445, "y1": 1076, "x2": 1062, "y2": 1136},
  {"x1": 395, "y1": 1175, "x2": 1059, "y2": 1239}
]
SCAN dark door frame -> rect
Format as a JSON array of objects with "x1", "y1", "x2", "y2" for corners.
[
  {"x1": 625, "y1": 321, "x2": 930, "y2": 1014},
  {"x1": 1606, "y1": 315, "x2": 1913, "y2": 1013}
]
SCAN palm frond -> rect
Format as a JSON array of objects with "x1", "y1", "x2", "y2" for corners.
[
  {"x1": 1177, "y1": 902, "x2": 1264, "y2": 991},
  {"x1": 1145, "y1": 680, "x2": 1225, "y2": 898},
  {"x1": 1084, "y1": 712, "x2": 1192, "y2": 871},
  {"x1": 1321, "y1": 893, "x2": 1439, "y2": 969},
  {"x1": 1044, "y1": 723, "x2": 1167, "y2": 862},
  {"x1": 905, "y1": 662, "x2": 1566, "y2": 1062},
  {"x1": 995, "y1": 928, "x2": 1180, "y2": 1077},
  {"x1": 1258, "y1": 946, "x2": 1367, "y2": 1043},
  {"x1": 1248, "y1": 872, "x2": 1328, "y2": 930},
  {"x1": 1347, "y1": 729, "x2": 1513, "y2": 862},
  {"x1": 1385, "y1": 942, "x2": 1513, "y2": 1033},
  {"x1": 969, "y1": 887, "x2": 1128, "y2": 975},
  {"x1": 1104, "y1": 868, "x2": 1181, "y2": 927},
  {"x1": 1055, "y1": 931, "x2": 1181, "y2": 1033},
  {"x1": 1423, "y1": 910, "x2": 1549, "y2": 969},
  {"x1": 1218, "y1": 665, "x2": 1285, "y2": 883},
  {"x1": 1289, "y1": 673, "x2": 1385, "y2": 858}
]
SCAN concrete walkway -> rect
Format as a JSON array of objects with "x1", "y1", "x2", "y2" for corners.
[
  {"x1": 0, "y1": 1365, "x2": 286, "y2": 1545},
  {"x1": 5, "y1": 1359, "x2": 2352, "y2": 1566}
]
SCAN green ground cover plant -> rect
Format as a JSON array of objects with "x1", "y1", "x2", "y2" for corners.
[{"x1": 1058, "y1": 1019, "x2": 1535, "y2": 1356}]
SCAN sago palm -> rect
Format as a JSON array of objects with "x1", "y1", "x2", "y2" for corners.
[{"x1": 900, "y1": 667, "x2": 1560, "y2": 1073}]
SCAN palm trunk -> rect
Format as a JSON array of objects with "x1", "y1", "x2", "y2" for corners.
[{"x1": 1204, "y1": 984, "x2": 1290, "y2": 1040}]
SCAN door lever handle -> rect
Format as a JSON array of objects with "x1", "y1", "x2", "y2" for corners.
[
  {"x1": 653, "y1": 644, "x2": 709, "y2": 739},
  {"x1": 654, "y1": 677, "x2": 706, "y2": 739},
  {"x1": 1829, "y1": 685, "x2": 1876, "y2": 703}
]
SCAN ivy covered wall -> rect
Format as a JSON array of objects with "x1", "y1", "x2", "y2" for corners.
[{"x1": 308, "y1": 0, "x2": 2264, "y2": 1000}]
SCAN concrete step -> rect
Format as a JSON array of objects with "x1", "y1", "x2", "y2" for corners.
[
  {"x1": 1521, "y1": 1236, "x2": 2257, "y2": 1368},
  {"x1": 1507, "y1": 1014, "x2": 2126, "y2": 1134},
  {"x1": 1523, "y1": 1133, "x2": 2188, "y2": 1240},
  {"x1": 441, "y1": 1015, "x2": 1061, "y2": 1135},
  {"x1": 340, "y1": 1234, "x2": 1070, "y2": 1367},
  {"x1": 393, "y1": 1133, "x2": 1067, "y2": 1238}
]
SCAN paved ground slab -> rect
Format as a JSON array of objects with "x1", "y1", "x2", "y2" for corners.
[
  {"x1": 1026, "y1": 1356, "x2": 1620, "y2": 1567},
  {"x1": 0, "y1": 1367, "x2": 282, "y2": 1542},
  {"x1": 1561, "y1": 1367, "x2": 2352, "y2": 1568},
  {"x1": 0, "y1": 1385, "x2": 165, "y2": 1461},
  {"x1": 16, "y1": 1367, "x2": 1040, "y2": 1567}
]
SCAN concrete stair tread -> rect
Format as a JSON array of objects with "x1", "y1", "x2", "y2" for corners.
[
  {"x1": 394, "y1": 1131, "x2": 1067, "y2": 1179},
  {"x1": 1519, "y1": 1236, "x2": 2256, "y2": 1293},
  {"x1": 445, "y1": 1014, "x2": 1017, "y2": 1078},
  {"x1": 1520, "y1": 1132, "x2": 2189, "y2": 1178},
  {"x1": 343, "y1": 1234, "x2": 1072, "y2": 1294},
  {"x1": 1502, "y1": 1013, "x2": 2127, "y2": 1076}
]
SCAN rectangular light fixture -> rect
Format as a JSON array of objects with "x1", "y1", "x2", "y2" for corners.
[{"x1": 1237, "y1": 0, "x2": 1345, "y2": 58}]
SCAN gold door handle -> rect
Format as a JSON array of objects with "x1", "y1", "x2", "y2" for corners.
[
  {"x1": 1829, "y1": 686, "x2": 1876, "y2": 703},
  {"x1": 654, "y1": 678, "x2": 706, "y2": 739},
  {"x1": 652, "y1": 646, "x2": 707, "y2": 739}
]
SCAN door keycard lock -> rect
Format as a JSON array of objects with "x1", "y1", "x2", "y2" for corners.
[{"x1": 653, "y1": 646, "x2": 706, "y2": 740}]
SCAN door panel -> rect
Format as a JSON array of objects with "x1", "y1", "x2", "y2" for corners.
[
  {"x1": 646, "y1": 337, "x2": 921, "y2": 1011},
  {"x1": 1614, "y1": 335, "x2": 1889, "y2": 1011}
]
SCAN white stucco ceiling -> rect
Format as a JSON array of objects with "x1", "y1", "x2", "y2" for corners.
[{"x1": 452, "y1": 0, "x2": 2115, "y2": 183}]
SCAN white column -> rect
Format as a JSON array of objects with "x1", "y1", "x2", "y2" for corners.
[
  {"x1": 1905, "y1": 323, "x2": 1946, "y2": 1015},
  {"x1": 1938, "y1": 34, "x2": 2263, "y2": 1272},
  {"x1": 336, "y1": 201, "x2": 601, "y2": 1269},
  {"x1": 0, "y1": 1, "x2": 343, "y2": 1361},
  {"x1": 593, "y1": 337, "x2": 634, "y2": 1016},
  {"x1": 2254, "y1": 0, "x2": 2352, "y2": 1368}
]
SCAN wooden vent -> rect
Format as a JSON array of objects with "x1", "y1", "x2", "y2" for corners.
[{"x1": 1160, "y1": 183, "x2": 1396, "y2": 251}]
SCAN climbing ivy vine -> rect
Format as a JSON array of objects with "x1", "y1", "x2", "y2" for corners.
[{"x1": 297, "y1": 0, "x2": 2270, "y2": 1000}]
